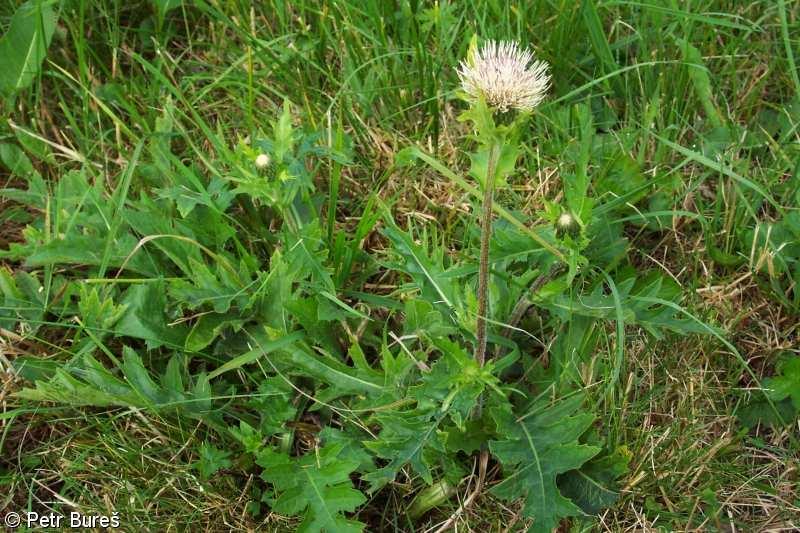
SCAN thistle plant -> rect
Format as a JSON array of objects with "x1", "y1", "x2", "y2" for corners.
[{"x1": 457, "y1": 39, "x2": 551, "y2": 367}]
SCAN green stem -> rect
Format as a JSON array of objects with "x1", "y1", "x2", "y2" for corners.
[
  {"x1": 410, "y1": 148, "x2": 568, "y2": 264},
  {"x1": 474, "y1": 142, "x2": 500, "y2": 367}
]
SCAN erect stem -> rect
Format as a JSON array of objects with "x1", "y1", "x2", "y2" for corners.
[
  {"x1": 474, "y1": 141, "x2": 500, "y2": 368},
  {"x1": 471, "y1": 141, "x2": 500, "y2": 510}
]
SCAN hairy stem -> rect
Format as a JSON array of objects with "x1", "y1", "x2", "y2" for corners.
[{"x1": 474, "y1": 142, "x2": 500, "y2": 368}]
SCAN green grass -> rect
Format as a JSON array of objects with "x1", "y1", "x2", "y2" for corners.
[{"x1": 1, "y1": 0, "x2": 799, "y2": 531}]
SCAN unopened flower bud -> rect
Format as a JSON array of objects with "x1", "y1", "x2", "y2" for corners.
[{"x1": 556, "y1": 211, "x2": 578, "y2": 237}]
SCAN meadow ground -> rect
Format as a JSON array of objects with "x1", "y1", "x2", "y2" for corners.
[{"x1": 1, "y1": 1, "x2": 799, "y2": 531}]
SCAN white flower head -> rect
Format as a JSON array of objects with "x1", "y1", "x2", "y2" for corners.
[
  {"x1": 255, "y1": 153, "x2": 270, "y2": 169},
  {"x1": 557, "y1": 212, "x2": 574, "y2": 229},
  {"x1": 556, "y1": 210, "x2": 578, "y2": 237},
  {"x1": 458, "y1": 40, "x2": 551, "y2": 113}
]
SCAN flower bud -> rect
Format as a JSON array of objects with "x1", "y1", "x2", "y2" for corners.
[
  {"x1": 556, "y1": 211, "x2": 578, "y2": 237},
  {"x1": 255, "y1": 153, "x2": 270, "y2": 169}
]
